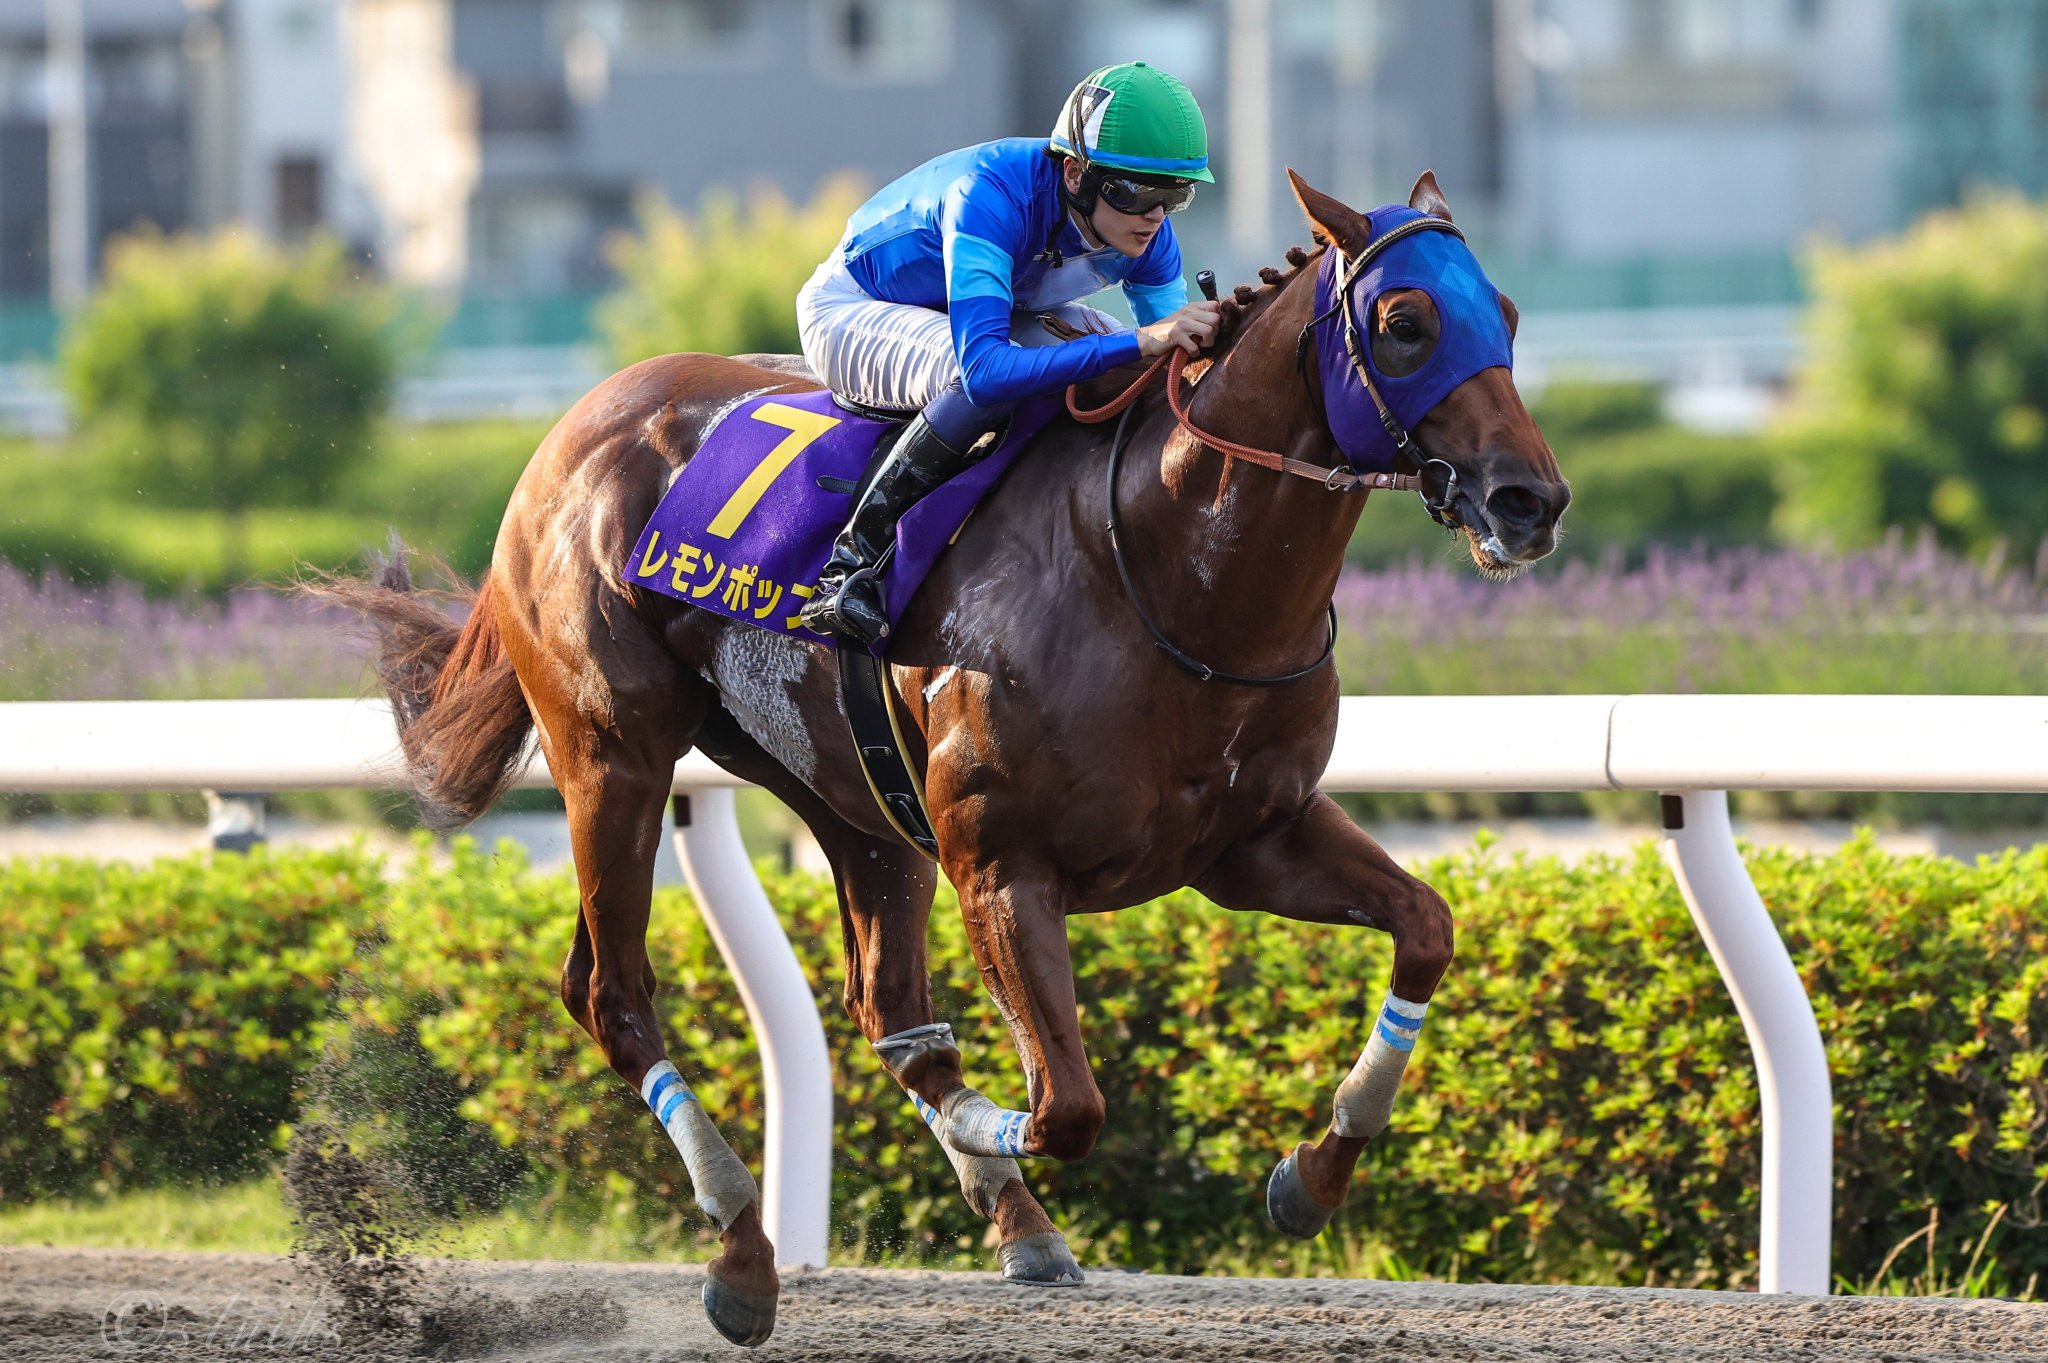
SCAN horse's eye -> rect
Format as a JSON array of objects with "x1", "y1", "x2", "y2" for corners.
[{"x1": 1389, "y1": 317, "x2": 1421, "y2": 343}]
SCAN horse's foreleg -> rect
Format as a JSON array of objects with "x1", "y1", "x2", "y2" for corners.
[
  {"x1": 943, "y1": 870, "x2": 1105, "y2": 1162},
  {"x1": 906, "y1": 866, "x2": 1099, "y2": 1283},
  {"x1": 1196, "y1": 794, "x2": 1455, "y2": 1240},
  {"x1": 696, "y1": 695, "x2": 1082, "y2": 1286},
  {"x1": 868, "y1": 1020, "x2": 1079, "y2": 1284}
]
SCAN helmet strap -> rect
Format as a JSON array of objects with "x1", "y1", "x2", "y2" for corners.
[
  {"x1": 1049, "y1": 79, "x2": 1120, "y2": 258},
  {"x1": 1061, "y1": 166, "x2": 1100, "y2": 216},
  {"x1": 1045, "y1": 169, "x2": 1112, "y2": 262}
]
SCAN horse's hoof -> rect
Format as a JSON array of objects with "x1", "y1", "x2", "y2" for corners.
[
  {"x1": 702, "y1": 1275, "x2": 777, "y2": 1347},
  {"x1": 1266, "y1": 1150, "x2": 1339, "y2": 1240},
  {"x1": 999, "y1": 1231, "x2": 1085, "y2": 1286}
]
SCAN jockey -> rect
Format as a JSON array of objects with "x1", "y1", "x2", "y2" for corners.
[{"x1": 794, "y1": 60, "x2": 1223, "y2": 645}]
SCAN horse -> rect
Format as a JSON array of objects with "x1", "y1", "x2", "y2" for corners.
[{"x1": 320, "y1": 171, "x2": 1567, "y2": 1347}]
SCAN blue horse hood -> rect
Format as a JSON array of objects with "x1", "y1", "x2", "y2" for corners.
[{"x1": 1312, "y1": 207, "x2": 1514, "y2": 473}]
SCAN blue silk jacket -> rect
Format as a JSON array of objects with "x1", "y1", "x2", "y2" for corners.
[{"x1": 838, "y1": 138, "x2": 1188, "y2": 405}]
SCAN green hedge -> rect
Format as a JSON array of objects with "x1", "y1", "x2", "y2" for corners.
[
  {"x1": 0, "y1": 850, "x2": 376, "y2": 1196},
  {"x1": 4, "y1": 839, "x2": 2043, "y2": 1290}
]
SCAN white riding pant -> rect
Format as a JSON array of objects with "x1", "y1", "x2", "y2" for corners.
[{"x1": 796, "y1": 255, "x2": 1124, "y2": 412}]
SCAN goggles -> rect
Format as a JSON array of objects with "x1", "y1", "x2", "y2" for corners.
[{"x1": 1092, "y1": 173, "x2": 1197, "y2": 216}]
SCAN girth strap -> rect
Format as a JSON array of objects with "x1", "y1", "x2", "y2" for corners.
[{"x1": 838, "y1": 647, "x2": 940, "y2": 860}]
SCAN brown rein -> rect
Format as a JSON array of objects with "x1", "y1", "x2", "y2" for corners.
[{"x1": 1065, "y1": 348, "x2": 1423, "y2": 495}]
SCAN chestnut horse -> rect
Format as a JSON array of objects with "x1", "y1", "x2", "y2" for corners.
[{"x1": 324, "y1": 173, "x2": 1566, "y2": 1346}]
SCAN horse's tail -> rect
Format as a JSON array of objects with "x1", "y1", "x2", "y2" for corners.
[{"x1": 311, "y1": 543, "x2": 534, "y2": 830}]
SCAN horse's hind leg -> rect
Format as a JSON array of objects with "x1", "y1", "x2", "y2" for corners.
[
  {"x1": 530, "y1": 666, "x2": 779, "y2": 1346},
  {"x1": 1195, "y1": 793, "x2": 1455, "y2": 1241},
  {"x1": 689, "y1": 705, "x2": 1082, "y2": 1284}
]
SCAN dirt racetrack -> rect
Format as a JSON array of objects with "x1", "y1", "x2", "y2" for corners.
[{"x1": 2, "y1": 1246, "x2": 2042, "y2": 1362}]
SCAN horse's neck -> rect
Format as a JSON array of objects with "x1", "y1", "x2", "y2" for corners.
[{"x1": 1121, "y1": 269, "x2": 1363, "y2": 663}]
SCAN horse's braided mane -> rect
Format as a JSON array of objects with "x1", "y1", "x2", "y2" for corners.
[
  {"x1": 1091, "y1": 243, "x2": 1323, "y2": 401},
  {"x1": 1205, "y1": 242, "x2": 1324, "y2": 367}
]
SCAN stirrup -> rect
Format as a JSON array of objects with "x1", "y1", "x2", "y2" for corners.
[{"x1": 798, "y1": 566, "x2": 888, "y2": 644}]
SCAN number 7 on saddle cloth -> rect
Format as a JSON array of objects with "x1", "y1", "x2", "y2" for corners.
[{"x1": 627, "y1": 389, "x2": 1058, "y2": 656}]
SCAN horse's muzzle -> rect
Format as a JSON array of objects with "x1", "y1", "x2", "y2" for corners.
[{"x1": 1479, "y1": 472, "x2": 1571, "y2": 562}]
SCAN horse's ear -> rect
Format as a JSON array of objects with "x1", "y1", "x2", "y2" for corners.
[
  {"x1": 1409, "y1": 170, "x2": 1453, "y2": 223},
  {"x1": 1287, "y1": 168, "x2": 1372, "y2": 258}
]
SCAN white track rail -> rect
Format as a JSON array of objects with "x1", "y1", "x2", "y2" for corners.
[{"x1": 7, "y1": 694, "x2": 2046, "y2": 1289}]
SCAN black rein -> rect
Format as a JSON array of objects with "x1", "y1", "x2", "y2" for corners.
[{"x1": 1104, "y1": 400, "x2": 1338, "y2": 687}]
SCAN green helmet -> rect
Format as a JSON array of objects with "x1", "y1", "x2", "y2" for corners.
[{"x1": 1048, "y1": 62, "x2": 1214, "y2": 184}]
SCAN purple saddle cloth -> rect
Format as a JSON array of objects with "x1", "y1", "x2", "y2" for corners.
[{"x1": 627, "y1": 389, "x2": 1057, "y2": 653}]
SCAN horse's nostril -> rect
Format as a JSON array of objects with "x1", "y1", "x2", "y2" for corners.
[{"x1": 1485, "y1": 484, "x2": 1546, "y2": 529}]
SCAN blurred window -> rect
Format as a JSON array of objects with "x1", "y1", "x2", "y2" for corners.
[
  {"x1": 1669, "y1": 0, "x2": 1739, "y2": 65},
  {"x1": 277, "y1": 2, "x2": 324, "y2": 48},
  {"x1": 560, "y1": 0, "x2": 763, "y2": 61},
  {"x1": 276, "y1": 156, "x2": 322, "y2": 236},
  {"x1": 626, "y1": 0, "x2": 750, "y2": 47},
  {"x1": 1623, "y1": 0, "x2": 1667, "y2": 57},
  {"x1": 96, "y1": 41, "x2": 182, "y2": 119},
  {"x1": 1898, "y1": 0, "x2": 2048, "y2": 212},
  {"x1": 1583, "y1": 0, "x2": 1790, "y2": 114},
  {"x1": 1621, "y1": 0, "x2": 1798, "y2": 67},
  {"x1": 478, "y1": 77, "x2": 570, "y2": 134},
  {"x1": 813, "y1": 0, "x2": 950, "y2": 83},
  {"x1": 0, "y1": 46, "x2": 38, "y2": 120},
  {"x1": 472, "y1": 188, "x2": 594, "y2": 292}
]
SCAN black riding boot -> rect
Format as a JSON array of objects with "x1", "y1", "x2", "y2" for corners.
[{"x1": 798, "y1": 413, "x2": 983, "y2": 644}]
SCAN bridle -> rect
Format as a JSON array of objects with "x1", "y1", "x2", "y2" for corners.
[
  {"x1": 1068, "y1": 222, "x2": 1472, "y2": 521},
  {"x1": 1066, "y1": 221, "x2": 1476, "y2": 685}
]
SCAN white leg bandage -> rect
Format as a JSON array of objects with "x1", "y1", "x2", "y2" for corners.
[
  {"x1": 641, "y1": 1060, "x2": 759, "y2": 1230},
  {"x1": 911, "y1": 1093, "x2": 1022, "y2": 1218},
  {"x1": 873, "y1": 1022, "x2": 1034, "y2": 1199},
  {"x1": 1331, "y1": 992, "x2": 1430, "y2": 1140},
  {"x1": 936, "y1": 1086, "x2": 1032, "y2": 1158}
]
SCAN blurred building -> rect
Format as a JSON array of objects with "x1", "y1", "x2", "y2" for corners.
[
  {"x1": 0, "y1": 0, "x2": 369, "y2": 301},
  {"x1": 2, "y1": 0, "x2": 2046, "y2": 427},
  {"x1": 1251, "y1": 0, "x2": 2045, "y2": 408},
  {"x1": 344, "y1": 0, "x2": 1025, "y2": 293},
  {"x1": 230, "y1": 0, "x2": 371, "y2": 246},
  {"x1": 0, "y1": 0, "x2": 194, "y2": 301},
  {"x1": 1494, "y1": 0, "x2": 1898, "y2": 261},
  {"x1": 11, "y1": 1, "x2": 2048, "y2": 300},
  {"x1": 1896, "y1": 0, "x2": 2048, "y2": 214}
]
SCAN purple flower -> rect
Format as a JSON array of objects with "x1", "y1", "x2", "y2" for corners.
[
  {"x1": 1333, "y1": 532, "x2": 2048, "y2": 696},
  {"x1": 0, "y1": 564, "x2": 374, "y2": 701}
]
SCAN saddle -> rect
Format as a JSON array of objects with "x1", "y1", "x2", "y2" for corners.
[{"x1": 631, "y1": 358, "x2": 1058, "y2": 860}]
